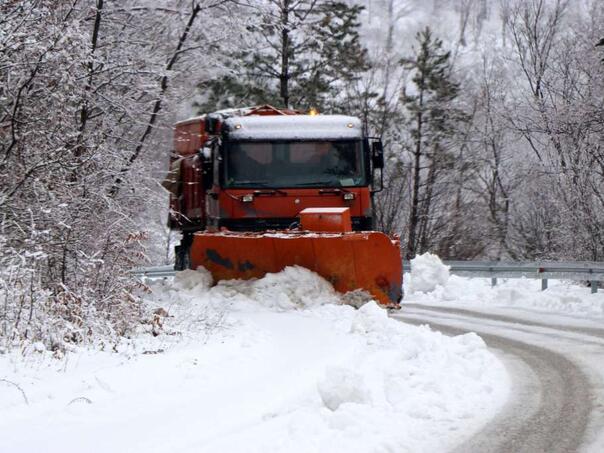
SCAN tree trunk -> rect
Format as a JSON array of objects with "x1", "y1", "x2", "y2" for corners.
[
  {"x1": 418, "y1": 157, "x2": 437, "y2": 253},
  {"x1": 77, "y1": 0, "x2": 104, "y2": 155},
  {"x1": 406, "y1": 110, "x2": 423, "y2": 259},
  {"x1": 279, "y1": 0, "x2": 290, "y2": 107},
  {"x1": 108, "y1": 2, "x2": 202, "y2": 198}
]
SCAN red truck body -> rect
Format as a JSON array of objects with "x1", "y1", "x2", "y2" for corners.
[
  {"x1": 164, "y1": 105, "x2": 403, "y2": 307},
  {"x1": 167, "y1": 105, "x2": 374, "y2": 233}
]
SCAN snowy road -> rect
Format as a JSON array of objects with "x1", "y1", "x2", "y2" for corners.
[
  {"x1": 395, "y1": 304, "x2": 604, "y2": 453},
  {"x1": 0, "y1": 269, "x2": 511, "y2": 453}
]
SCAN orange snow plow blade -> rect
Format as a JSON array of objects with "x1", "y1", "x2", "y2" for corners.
[{"x1": 189, "y1": 231, "x2": 403, "y2": 307}]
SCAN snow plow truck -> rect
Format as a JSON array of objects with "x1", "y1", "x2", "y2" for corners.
[{"x1": 163, "y1": 105, "x2": 402, "y2": 308}]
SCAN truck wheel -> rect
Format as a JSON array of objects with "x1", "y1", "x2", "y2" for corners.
[{"x1": 174, "y1": 233, "x2": 193, "y2": 271}]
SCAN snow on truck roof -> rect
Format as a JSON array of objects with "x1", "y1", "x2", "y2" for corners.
[
  {"x1": 174, "y1": 105, "x2": 299, "y2": 127},
  {"x1": 224, "y1": 115, "x2": 363, "y2": 140}
]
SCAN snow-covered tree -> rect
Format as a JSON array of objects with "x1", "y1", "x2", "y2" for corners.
[
  {"x1": 399, "y1": 27, "x2": 468, "y2": 258},
  {"x1": 194, "y1": 0, "x2": 369, "y2": 112},
  {"x1": 0, "y1": 0, "x2": 235, "y2": 350}
]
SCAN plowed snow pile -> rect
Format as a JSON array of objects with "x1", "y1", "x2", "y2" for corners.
[
  {"x1": 406, "y1": 254, "x2": 604, "y2": 320},
  {"x1": 0, "y1": 266, "x2": 509, "y2": 453}
]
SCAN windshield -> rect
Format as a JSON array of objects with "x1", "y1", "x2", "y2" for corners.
[{"x1": 223, "y1": 140, "x2": 366, "y2": 188}]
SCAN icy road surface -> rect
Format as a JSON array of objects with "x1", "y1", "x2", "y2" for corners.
[
  {"x1": 0, "y1": 266, "x2": 509, "y2": 453},
  {"x1": 395, "y1": 305, "x2": 604, "y2": 452},
  {"x1": 399, "y1": 254, "x2": 604, "y2": 452}
]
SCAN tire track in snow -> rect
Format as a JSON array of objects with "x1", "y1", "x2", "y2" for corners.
[
  {"x1": 393, "y1": 309, "x2": 595, "y2": 453},
  {"x1": 400, "y1": 307, "x2": 604, "y2": 349},
  {"x1": 406, "y1": 303, "x2": 604, "y2": 339}
]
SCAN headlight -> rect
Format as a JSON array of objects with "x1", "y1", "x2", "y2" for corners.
[
  {"x1": 343, "y1": 192, "x2": 355, "y2": 201},
  {"x1": 241, "y1": 194, "x2": 254, "y2": 203}
]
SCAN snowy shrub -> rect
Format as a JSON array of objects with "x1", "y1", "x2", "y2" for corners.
[
  {"x1": 0, "y1": 0, "x2": 210, "y2": 352},
  {"x1": 409, "y1": 253, "x2": 450, "y2": 294},
  {"x1": 0, "y1": 232, "x2": 146, "y2": 354}
]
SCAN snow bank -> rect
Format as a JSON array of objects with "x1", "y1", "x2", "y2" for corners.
[
  {"x1": 0, "y1": 266, "x2": 509, "y2": 453},
  {"x1": 318, "y1": 365, "x2": 371, "y2": 411},
  {"x1": 169, "y1": 265, "x2": 341, "y2": 310},
  {"x1": 247, "y1": 265, "x2": 342, "y2": 310},
  {"x1": 407, "y1": 270, "x2": 604, "y2": 319},
  {"x1": 172, "y1": 267, "x2": 213, "y2": 291},
  {"x1": 408, "y1": 253, "x2": 450, "y2": 294}
]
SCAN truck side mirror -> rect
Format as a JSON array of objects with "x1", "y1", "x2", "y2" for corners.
[
  {"x1": 200, "y1": 145, "x2": 212, "y2": 162},
  {"x1": 205, "y1": 115, "x2": 220, "y2": 134},
  {"x1": 198, "y1": 142, "x2": 214, "y2": 190},
  {"x1": 372, "y1": 141, "x2": 384, "y2": 169}
]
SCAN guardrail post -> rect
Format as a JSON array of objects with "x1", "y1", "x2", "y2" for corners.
[
  {"x1": 541, "y1": 279, "x2": 548, "y2": 291},
  {"x1": 592, "y1": 281, "x2": 598, "y2": 294},
  {"x1": 491, "y1": 277, "x2": 497, "y2": 287}
]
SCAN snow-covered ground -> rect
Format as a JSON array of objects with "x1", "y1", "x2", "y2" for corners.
[
  {"x1": 405, "y1": 254, "x2": 604, "y2": 326},
  {"x1": 1, "y1": 266, "x2": 508, "y2": 453}
]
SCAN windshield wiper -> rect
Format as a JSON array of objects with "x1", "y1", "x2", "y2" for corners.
[
  {"x1": 253, "y1": 188, "x2": 288, "y2": 196},
  {"x1": 232, "y1": 181, "x2": 287, "y2": 195},
  {"x1": 293, "y1": 181, "x2": 341, "y2": 187},
  {"x1": 231, "y1": 180, "x2": 269, "y2": 186}
]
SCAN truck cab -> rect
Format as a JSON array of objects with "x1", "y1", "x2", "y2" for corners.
[{"x1": 164, "y1": 105, "x2": 384, "y2": 268}]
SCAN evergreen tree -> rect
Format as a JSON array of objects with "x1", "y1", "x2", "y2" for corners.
[
  {"x1": 195, "y1": 0, "x2": 369, "y2": 112},
  {"x1": 400, "y1": 27, "x2": 467, "y2": 258}
]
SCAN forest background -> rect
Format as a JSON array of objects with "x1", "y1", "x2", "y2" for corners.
[{"x1": 1, "y1": 0, "x2": 603, "y2": 348}]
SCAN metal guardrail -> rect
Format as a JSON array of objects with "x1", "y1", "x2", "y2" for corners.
[
  {"x1": 404, "y1": 260, "x2": 603, "y2": 294},
  {"x1": 133, "y1": 261, "x2": 603, "y2": 294},
  {"x1": 130, "y1": 265, "x2": 176, "y2": 278}
]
